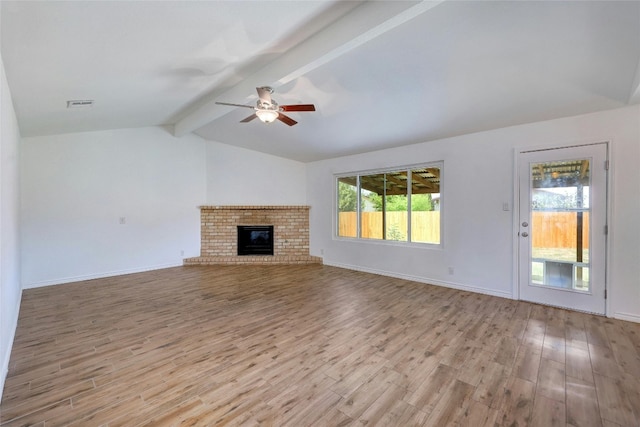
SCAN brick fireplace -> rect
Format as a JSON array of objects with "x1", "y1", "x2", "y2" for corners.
[{"x1": 183, "y1": 205, "x2": 322, "y2": 265}]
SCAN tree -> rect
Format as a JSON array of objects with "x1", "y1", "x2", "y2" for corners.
[
  {"x1": 411, "y1": 194, "x2": 434, "y2": 211},
  {"x1": 369, "y1": 193, "x2": 434, "y2": 211},
  {"x1": 338, "y1": 181, "x2": 357, "y2": 212}
]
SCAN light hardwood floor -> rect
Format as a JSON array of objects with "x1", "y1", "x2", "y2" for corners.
[{"x1": 1, "y1": 265, "x2": 639, "y2": 426}]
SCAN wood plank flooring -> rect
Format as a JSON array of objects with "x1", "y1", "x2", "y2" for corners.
[{"x1": 1, "y1": 265, "x2": 639, "y2": 426}]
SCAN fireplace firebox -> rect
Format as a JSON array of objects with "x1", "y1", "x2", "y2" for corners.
[{"x1": 237, "y1": 225, "x2": 274, "y2": 256}]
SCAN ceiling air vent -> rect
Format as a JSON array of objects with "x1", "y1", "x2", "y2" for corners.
[{"x1": 66, "y1": 100, "x2": 94, "y2": 108}]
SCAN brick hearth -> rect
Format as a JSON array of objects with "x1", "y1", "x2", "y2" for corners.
[{"x1": 184, "y1": 205, "x2": 322, "y2": 265}]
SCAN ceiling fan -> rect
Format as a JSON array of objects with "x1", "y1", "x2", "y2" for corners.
[{"x1": 215, "y1": 86, "x2": 316, "y2": 126}]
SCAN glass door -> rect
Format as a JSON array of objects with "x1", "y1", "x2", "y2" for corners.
[{"x1": 518, "y1": 144, "x2": 607, "y2": 314}]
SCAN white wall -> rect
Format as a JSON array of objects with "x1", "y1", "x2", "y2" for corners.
[
  {"x1": 307, "y1": 105, "x2": 640, "y2": 322},
  {"x1": 205, "y1": 140, "x2": 307, "y2": 205},
  {"x1": 20, "y1": 127, "x2": 206, "y2": 288},
  {"x1": 20, "y1": 130, "x2": 309, "y2": 288},
  {"x1": 0, "y1": 54, "x2": 22, "y2": 400}
]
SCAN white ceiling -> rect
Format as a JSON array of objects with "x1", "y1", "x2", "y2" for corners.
[{"x1": 2, "y1": 1, "x2": 639, "y2": 162}]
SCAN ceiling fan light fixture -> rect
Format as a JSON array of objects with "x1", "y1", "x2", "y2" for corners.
[
  {"x1": 216, "y1": 87, "x2": 315, "y2": 126},
  {"x1": 256, "y1": 109, "x2": 279, "y2": 123}
]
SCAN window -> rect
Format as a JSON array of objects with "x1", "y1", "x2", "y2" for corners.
[
  {"x1": 336, "y1": 163, "x2": 442, "y2": 245},
  {"x1": 337, "y1": 177, "x2": 357, "y2": 238}
]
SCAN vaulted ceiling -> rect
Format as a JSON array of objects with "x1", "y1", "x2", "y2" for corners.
[{"x1": 2, "y1": 1, "x2": 639, "y2": 162}]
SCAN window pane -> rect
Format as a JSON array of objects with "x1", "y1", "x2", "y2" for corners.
[
  {"x1": 385, "y1": 171, "x2": 408, "y2": 241},
  {"x1": 410, "y1": 167, "x2": 440, "y2": 244},
  {"x1": 360, "y1": 173, "x2": 384, "y2": 239},
  {"x1": 530, "y1": 159, "x2": 590, "y2": 292},
  {"x1": 337, "y1": 177, "x2": 357, "y2": 237},
  {"x1": 532, "y1": 261, "x2": 544, "y2": 284}
]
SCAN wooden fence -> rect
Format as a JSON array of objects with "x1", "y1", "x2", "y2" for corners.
[
  {"x1": 338, "y1": 212, "x2": 440, "y2": 243},
  {"x1": 338, "y1": 211, "x2": 588, "y2": 249},
  {"x1": 531, "y1": 211, "x2": 589, "y2": 249}
]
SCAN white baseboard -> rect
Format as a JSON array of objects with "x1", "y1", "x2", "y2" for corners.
[
  {"x1": 324, "y1": 261, "x2": 514, "y2": 300},
  {"x1": 614, "y1": 311, "x2": 640, "y2": 324},
  {"x1": 22, "y1": 262, "x2": 184, "y2": 289},
  {"x1": 0, "y1": 290, "x2": 21, "y2": 406}
]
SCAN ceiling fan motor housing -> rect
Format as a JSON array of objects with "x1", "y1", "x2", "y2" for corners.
[{"x1": 257, "y1": 98, "x2": 278, "y2": 111}]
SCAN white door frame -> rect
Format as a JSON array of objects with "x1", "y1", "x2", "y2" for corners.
[{"x1": 512, "y1": 141, "x2": 611, "y2": 315}]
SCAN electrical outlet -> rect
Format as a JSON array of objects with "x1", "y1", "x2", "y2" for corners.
[
  {"x1": 119, "y1": 217, "x2": 126, "y2": 225},
  {"x1": 180, "y1": 250, "x2": 184, "y2": 257},
  {"x1": 448, "y1": 266, "x2": 454, "y2": 275}
]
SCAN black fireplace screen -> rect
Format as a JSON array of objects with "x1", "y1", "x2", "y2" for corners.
[{"x1": 237, "y1": 225, "x2": 274, "y2": 256}]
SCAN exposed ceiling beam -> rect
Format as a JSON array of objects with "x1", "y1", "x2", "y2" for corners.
[
  {"x1": 426, "y1": 168, "x2": 440, "y2": 179},
  {"x1": 579, "y1": 160, "x2": 589, "y2": 179},
  {"x1": 173, "y1": 0, "x2": 445, "y2": 137},
  {"x1": 385, "y1": 173, "x2": 407, "y2": 187},
  {"x1": 411, "y1": 173, "x2": 438, "y2": 192}
]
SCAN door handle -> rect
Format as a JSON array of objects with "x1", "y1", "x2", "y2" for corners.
[{"x1": 521, "y1": 232, "x2": 529, "y2": 237}]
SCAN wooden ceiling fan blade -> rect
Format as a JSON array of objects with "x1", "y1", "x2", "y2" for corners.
[
  {"x1": 280, "y1": 104, "x2": 316, "y2": 112},
  {"x1": 240, "y1": 114, "x2": 258, "y2": 123},
  {"x1": 277, "y1": 113, "x2": 297, "y2": 126},
  {"x1": 216, "y1": 102, "x2": 255, "y2": 109}
]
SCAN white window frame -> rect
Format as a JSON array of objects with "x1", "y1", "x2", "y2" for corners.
[{"x1": 335, "y1": 161, "x2": 443, "y2": 248}]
